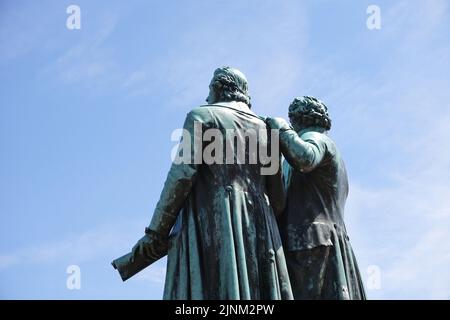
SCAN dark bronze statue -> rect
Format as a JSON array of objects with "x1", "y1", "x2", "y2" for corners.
[
  {"x1": 266, "y1": 96, "x2": 366, "y2": 300},
  {"x1": 112, "y1": 69, "x2": 365, "y2": 300},
  {"x1": 113, "y1": 67, "x2": 293, "y2": 300}
]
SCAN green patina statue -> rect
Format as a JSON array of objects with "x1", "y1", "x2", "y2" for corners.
[
  {"x1": 266, "y1": 96, "x2": 366, "y2": 300},
  {"x1": 112, "y1": 68, "x2": 365, "y2": 300},
  {"x1": 113, "y1": 67, "x2": 293, "y2": 300}
]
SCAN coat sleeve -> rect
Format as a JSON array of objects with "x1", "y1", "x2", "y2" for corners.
[
  {"x1": 148, "y1": 108, "x2": 210, "y2": 236},
  {"x1": 279, "y1": 130, "x2": 327, "y2": 173},
  {"x1": 264, "y1": 129, "x2": 286, "y2": 217}
]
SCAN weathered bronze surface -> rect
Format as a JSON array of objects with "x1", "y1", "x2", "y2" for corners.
[
  {"x1": 113, "y1": 71, "x2": 365, "y2": 300},
  {"x1": 266, "y1": 96, "x2": 366, "y2": 300},
  {"x1": 113, "y1": 67, "x2": 293, "y2": 300}
]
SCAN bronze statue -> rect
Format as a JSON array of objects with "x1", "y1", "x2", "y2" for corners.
[
  {"x1": 113, "y1": 67, "x2": 293, "y2": 300},
  {"x1": 266, "y1": 96, "x2": 366, "y2": 299}
]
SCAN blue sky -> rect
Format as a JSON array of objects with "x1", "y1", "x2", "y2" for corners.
[{"x1": 1, "y1": 0, "x2": 449, "y2": 299}]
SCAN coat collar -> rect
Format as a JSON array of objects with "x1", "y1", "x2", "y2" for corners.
[
  {"x1": 297, "y1": 126, "x2": 328, "y2": 136},
  {"x1": 204, "y1": 101, "x2": 256, "y2": 117}
]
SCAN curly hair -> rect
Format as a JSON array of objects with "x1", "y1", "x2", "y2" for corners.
[
  {"x1": 210, "y1": 67, "x2": 252, "y2": 108},
  {"x1": 288, "y1": 96, "x2": 331, "y2": 130}
]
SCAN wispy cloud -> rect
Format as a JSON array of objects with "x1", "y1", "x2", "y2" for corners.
[
  {"x1": 118, "y1": 0, "x2": 308, "y2": 111},
  {"x1": 333, "y1": 0, "x2": 450, "y2": 299},
  {"x1": 132, "y1": 258, "x2": 167, "y2": 285},
  {"x1": 0, "y1": 219, "x2": 144, "y2": 271},
  {"x1": 41, "y1": 11, "x2": 120, "y2": 87},
  {"x1": 347, "y1": 178, "x2": 450, "y2": 299},
  {"x1": 0, "y1": 2, "x2": 48, "y2": 64}
]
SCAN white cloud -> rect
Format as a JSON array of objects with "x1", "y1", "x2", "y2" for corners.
[
  {"x1": 132, "y1": 258, "x2": 167, "y2": 285},
  {"x1": 0, "y1": 219, "x2": 145, "y2": 270},
  {"x1": 41, "y1": 12, "x2": 120, "y2": 87},
  {"x1": 117, "y1": 0, "x2": 308, "y2": 110},
  {"x1": 284, "y1": 0, "x2": 450, "y2": 299}
]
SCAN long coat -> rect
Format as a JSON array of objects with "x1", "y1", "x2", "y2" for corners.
[
  {"x1": 150, "y1": 101, "x2": 293, "y2": 300},
  {"x1": 279, "y1": 128, "x2": 366, "y2": 300}
]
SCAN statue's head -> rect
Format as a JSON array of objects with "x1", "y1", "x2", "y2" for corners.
[
  {"x1": 288, "y1": 96, "x2": 331, "y2": 132},
  {"x1": 206, "y1": 67, "x2": 251, "y2": 108}
]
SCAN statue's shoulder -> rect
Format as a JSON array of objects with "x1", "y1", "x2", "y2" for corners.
[
  {"x1": 186, "y1": 105, "x2": 214, "y2": 121},
  {"x1": 301, "y1": 131, "x2": 337, "y2": 156},
  {"x1": 300, "y1": 131, "x2": 328, "y2": 143}
]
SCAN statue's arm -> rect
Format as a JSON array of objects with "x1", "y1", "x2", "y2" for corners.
[
  {"x1": 112, "y1": 110, "x2": 208, "y2": 279},
  {"x1": 113, "y1": 152, "x2": 198, "y2": 280},
  {"x1": 279, "y1": 130, "x2": 326, "y2": 173},
  {"x1": 147, "y1": 162, "x2": 197, "y2": 236},
  {"x1": 148, "y1": 109, "x2": 206, "y2": 237}
]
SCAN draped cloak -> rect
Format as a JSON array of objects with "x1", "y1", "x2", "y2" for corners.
[
  {"x1": 149, "y1": 101, "x2": 293, "y2": 300},
  {"x1": 279, "y1": 128, "x2": 366, "y2": 300}
]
